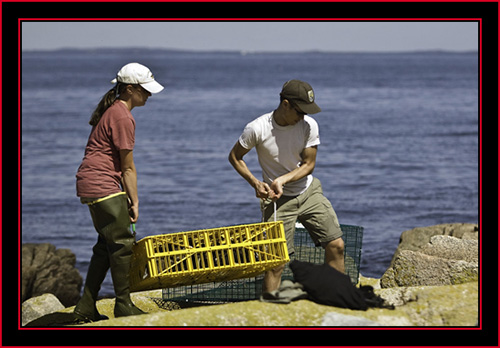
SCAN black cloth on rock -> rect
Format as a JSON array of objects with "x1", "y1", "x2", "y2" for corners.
[{"x1": 290, "y1": 260, "x2": 394, "y2": 310}]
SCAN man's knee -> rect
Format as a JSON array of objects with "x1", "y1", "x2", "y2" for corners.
[
  {"x1": 324, "y1": 237, "x2": 344, "y2": 254},
  {"x1": 324, "y1": 238, "x2": 345, "y2": 273}
]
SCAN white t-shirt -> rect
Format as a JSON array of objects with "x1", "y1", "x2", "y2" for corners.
[{"x1": 239, "y1": 111, "x2": 320, "y2": 196}]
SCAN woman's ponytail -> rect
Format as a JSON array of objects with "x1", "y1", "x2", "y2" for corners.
[{"x1": 89, "y1": 84, "x2": 122, "y2": 126}]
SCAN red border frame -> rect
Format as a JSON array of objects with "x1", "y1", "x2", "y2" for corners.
[{"x1": 14, "y1": 13, "x2": 486, "y2": 339}]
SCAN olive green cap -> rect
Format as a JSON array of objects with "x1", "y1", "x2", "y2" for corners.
[{"x1": 280, "y1": 79, "x2": 321, "y2": 114}]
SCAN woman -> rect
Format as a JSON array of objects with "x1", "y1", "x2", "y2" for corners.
[{"x1": 74, "y1": 63, "x2": 164, "y2": 321}]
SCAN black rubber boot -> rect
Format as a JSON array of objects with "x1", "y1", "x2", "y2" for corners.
[
  {"x1": 74, "y1": 238, "x2": 110, "y2": 322},
  {"x1": 110, "y1": 258, "x2": 146, "y2": 317}
]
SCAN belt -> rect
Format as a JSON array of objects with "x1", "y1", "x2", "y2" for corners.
[{"x1": 80, "y1": 192, "x2": 127, "y2": 206}]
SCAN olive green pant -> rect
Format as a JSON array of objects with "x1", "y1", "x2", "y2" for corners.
[
  {"x1": 76, "y1": 193, "x2": 136, "y2": 318},
  {"x1": 85, "y1": 193, "x2": 135, "y2": 268}
]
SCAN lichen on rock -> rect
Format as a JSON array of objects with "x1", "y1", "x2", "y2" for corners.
[{"x1": 381, "y1": 224, "x2": 479, "y2": 288}]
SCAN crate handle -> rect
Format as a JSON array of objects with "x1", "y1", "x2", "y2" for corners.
[
  {"x1": 261, "y1": 200, "x2": 278, "y2": 223},
  {"x1": 273, "y1": 201, "x2": 277, "y2": 222}
]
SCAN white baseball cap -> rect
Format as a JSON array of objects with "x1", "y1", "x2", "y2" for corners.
[{"x1": 111, "y1": 62, "x2": 164, "y2": 94}]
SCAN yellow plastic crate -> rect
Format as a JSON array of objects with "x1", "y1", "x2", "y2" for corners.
[{"x1": 129, "y1": 222, "x2": 289, "y2": 292}]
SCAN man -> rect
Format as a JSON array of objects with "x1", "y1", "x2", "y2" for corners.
[{"x1": 228, "y1": 80, "x2": 344, "y2": 293}]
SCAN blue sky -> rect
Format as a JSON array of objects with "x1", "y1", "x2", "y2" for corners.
[{"x1": 22, "y1": 21, "x2": 478, "y2": 52}]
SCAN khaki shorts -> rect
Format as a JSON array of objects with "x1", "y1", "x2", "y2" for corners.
[{"x1": 261, "y1": 177, "x2": 342, "y2": 254}]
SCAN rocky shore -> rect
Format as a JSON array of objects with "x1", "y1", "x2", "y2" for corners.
[
  {"x1": 22, "y1": 223, "x2": 479, "y2": 327},
  {"x1": 22, "y1": 243, "x2": 82, "y2": 306}
]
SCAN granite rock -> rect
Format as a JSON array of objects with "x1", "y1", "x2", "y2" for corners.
[
  {"x1": 69, "y1": 281, "x2": 477, "y2": 327},
  {"x1": 381, "y1": 224, "x2": 479, "y2": 288},
  {"x1": 22, "y1": 243, "x2": 83, "y2": 306},
  {"x1": 389, "y1": 223, "x2": 478, "y2": 263},
  {"x1": 21, "y1": 293, "x2": 65, "y2": 326}
]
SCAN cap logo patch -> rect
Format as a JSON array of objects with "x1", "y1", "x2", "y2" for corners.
[{"x1": 307, "y1": 90, "x2": 314, "y2": 102}]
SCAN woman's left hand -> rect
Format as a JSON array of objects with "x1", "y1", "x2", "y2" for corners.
[{"x1": 129, "y1": 204, "x2": 139, "y2": 223}]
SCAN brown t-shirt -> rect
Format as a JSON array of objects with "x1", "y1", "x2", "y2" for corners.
[{"x1": 76, "y1": 101, "x2": 135, "y2": 198}]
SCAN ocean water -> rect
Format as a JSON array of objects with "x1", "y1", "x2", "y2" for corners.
[{"x1": 21, "y1": 49, "x2": 479, "y2": 296}]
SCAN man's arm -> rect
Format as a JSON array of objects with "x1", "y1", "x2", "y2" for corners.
[
  {"x1": 270, "y1": 145, "x2": 318, "y2": 199},
  {"x1": 228, "y1": 141, "x2": 274, "y2": 199},
  {"x1": 120, "y1": 149, "x2": 139, "y2": 223}
]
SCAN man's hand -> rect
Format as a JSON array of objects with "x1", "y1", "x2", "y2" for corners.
[
  {"x1": 269, "y1": 178, "x2": 285, "y2": 201},
  {"x1": 229, "y1": 141, "x2": 279, "y2": 200},
  {"x1": 253, "y1": 180, "x2": 276, "y2": 200}
]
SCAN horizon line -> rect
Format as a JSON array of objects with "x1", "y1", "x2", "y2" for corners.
[{"x1": 22, "y1": 46, "x2": 479, "y2": 54}]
